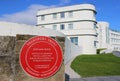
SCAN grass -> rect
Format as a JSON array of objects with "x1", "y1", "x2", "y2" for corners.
[{"x1": 71, "y1": 53, "x2": 120, "y2": 77}]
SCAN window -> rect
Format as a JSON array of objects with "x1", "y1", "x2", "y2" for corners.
[
  {"x1": 68, "y1": 23, "x2": 73, "y2": 29},
  {"x1": 60, "y1": 12, "x2": 65, "y2": 18},
  {"x1": 41, "y1": 15, "x2": 45, "y2": 20},
  {"x1": 106, "y1": 27, "x2": 109, "y2": 43},
  {"x1": 53, "y1": 13, "x2": 57, "y2": 19},
  {"x1": 68, "y1": 11, "x2": 73, "y2": 17},
  {"x1": 53, "y1": 25, "x2": 57, "y2": 30},
  {"x1": 70, "y1": 37, "x2": 78, "y2": 45},
  {"x1": 60, "y1": 24, "x2": 65, "y2": 30},
  {"x1": 94, "y1": 23, "x2": 96, "y2": 30},
  {"x1": 94, "y1": 41, "x2": 97, "y2": 47}
]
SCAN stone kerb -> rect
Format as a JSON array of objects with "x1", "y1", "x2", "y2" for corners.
[{"x1": 0, "y1": 35, "x2": 65, "y2": 81}]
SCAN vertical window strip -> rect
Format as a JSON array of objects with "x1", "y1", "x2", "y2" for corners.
[{"x1": 60, "y1": 24, "x2": 65, "y2": 30}]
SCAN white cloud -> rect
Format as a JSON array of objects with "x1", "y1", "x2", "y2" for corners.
[{"x1": 0, "y1": 4, "x2": 53, "y2": 25}]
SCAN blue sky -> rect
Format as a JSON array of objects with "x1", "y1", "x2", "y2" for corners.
[{"x1": 0, "y1": 0, "x2": 120, "y2": 30}]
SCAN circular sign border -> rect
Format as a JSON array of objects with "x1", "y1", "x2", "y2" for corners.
[{"x1": 19, "y1": 36, "x2": 63, "y2": 79}]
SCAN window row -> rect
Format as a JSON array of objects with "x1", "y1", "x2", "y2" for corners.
[
  {"x1": 40, "y1": 11, "x2": 73, "y2": 21},
  {"x1": 69, "y1": 37, "x2": 97, "y2": 47},
  {"x1": 52, "y1": 23, "x2": 73, "y2": 30},
  {"x1": 111, "y1": 38, "x2": 120, "y2": 43},
  {"x1": 111, "y1": 33, "x2": 120, "y2": 38},
  {"x1": 114, "y1": 46, "x2": 120, "y2": 50}
]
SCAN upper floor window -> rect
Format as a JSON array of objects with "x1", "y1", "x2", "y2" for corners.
[
  {"x1": 53, "y1": 13, "x2": 57, "y2": 19},
  {"x1": 41, "y1": 15, "x2": 45, "y2": 20},
  {"x1": 70, "y1": 37, "x2": 78, "y2": 45},
  {"x1": 60, "y1": 12, "x2": 65, "y2": 18},
  {"x1": 68, "y1": 11, "x2": 73, "y2": 18},
  {"x1": 53, "y1": 25, "x2": 57, "y2": 30},
  {"x1": 94, "y1": 23, "x2": 96, "y2": 30},
  {"x1": 68, "y1": 23, "x2": 73, "y2": 29},
  {"x1": 60, "y1": 24, "x2": 65, "y2": 30}
]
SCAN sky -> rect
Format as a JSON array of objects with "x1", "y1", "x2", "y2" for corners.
[{"x1": 0, "y1": 0, "x2": 120, "y2": 30}]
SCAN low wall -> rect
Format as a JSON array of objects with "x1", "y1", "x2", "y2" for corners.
[{"x1": 0, "y1": 35, "x2": 65, "y2": 81}]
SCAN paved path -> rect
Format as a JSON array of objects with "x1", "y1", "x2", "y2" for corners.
[
  {"x1": 113, "y1": 51, "x2": 120, "y2": 57},
  {"x1": 70, "y1": 76, "x2": 120, "y2": 81},
  {"x1": 65, "y1": 57, "x2": 80, "y2": 78}
]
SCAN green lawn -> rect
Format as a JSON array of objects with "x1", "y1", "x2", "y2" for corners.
[{"x1": 71, "y1": 53, "x2": 120, "y2": 77}]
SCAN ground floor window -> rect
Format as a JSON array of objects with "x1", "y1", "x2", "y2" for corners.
[{"x1": 70, "y1": 37, "x2": 78, "y2": 45}]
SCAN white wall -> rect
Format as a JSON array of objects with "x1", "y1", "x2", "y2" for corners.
[
  {"x1": 109, "y1": 29, "x2": 120, "y2": 51},
  {"x1": 37, "y1": 4, "x2": 97, "y2": 54},
  {"x1": 78, "y1": 36, "x2": 96, "y2": 54},
  {"x1": 97, "y1": 22, "x2": 109, "y2": 49},
  {"x1": 0, "y1": 21, "x2": 82, "y2": 64},
  {"x1": 65, "y1": 38, "x2": 82, "y2": 64},
  {"x1": 97, "y1": 21, "x2": 120, "y2": 53},
  {"x1": 37, "y1": 4, "x2": 96, "y2": 25}
]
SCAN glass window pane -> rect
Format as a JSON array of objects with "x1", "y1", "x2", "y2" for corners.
[
  {"x1": 70, "y1": 37, "x2": 78, "y2": 45},
  {"x1": 53, "y1": 25, "x2": 57, "y2": 30},
  {"x1": 68, "y1": 23, "x2": 73, "y2": 29},
  {"x1": 60, "y1": 12, "x2": 65, "y2": 18},
  {"x1": 41, "y1": 15, "x2": 45, "y2": 20},
  {"x1": 68, "y1": 11, "x2": 73, "y2": 17},
  {"x1": 53, "y1": 13, "x2": 57, "y2": 19},
  {"x1": 94, "y1": 41, "x2": 97, "y2": 47},
  {"x1": 60, "y1": 24, "x2": 65, "y2": 30}
]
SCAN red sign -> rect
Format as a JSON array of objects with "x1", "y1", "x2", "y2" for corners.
[{"x1": 20, "y1": 36, "x2": 63, "y2": 78}]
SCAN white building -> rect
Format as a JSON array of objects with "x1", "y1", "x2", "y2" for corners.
[
  {"x1": 97, "y1": 22, "x2": 110, "y2": 49},
  {"x1": 37, "y1": 4, "x2": 97, "y2": 54},
  {"x1": 97, "y1": 21, "x2": 120, "y2": 53},
  {"x1": 109, "y1": 29, "x2": 120, "y2": 51}
]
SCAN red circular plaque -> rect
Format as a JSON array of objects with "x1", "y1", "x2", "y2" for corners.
[{"x1": 20, "y1": 36, "x2": 63, "y2": 78}]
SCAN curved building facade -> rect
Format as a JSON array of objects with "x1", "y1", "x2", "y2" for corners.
[{"x1": 37, "y1": 4, "x2": 97, "y2": 54}]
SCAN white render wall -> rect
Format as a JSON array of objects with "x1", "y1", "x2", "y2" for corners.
[
  {"x1": 0, "y1": 21, "x2": 65, "y2": 36},
  {"x1": 97, "y1": 21, "x2": 120, "y2": 53},
  {"x1": 37, "y1": 4, "x2": 96, "y2": 25},
  {"x1": 0, "y1": 21, "x2": 82, "y2": 64},
  {"x1": 109, "y1": 29, "x2": 120, "y2": 51},
  {"x1": 37, "y1": 4, "x2": 97, "y2": 54},
  {"x1": 97, "y1": 22, "x2": 109, "y2": 49}
]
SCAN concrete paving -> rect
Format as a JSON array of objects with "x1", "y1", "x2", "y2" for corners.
[
  {"x1": 66, "y1": 53, "x2": 120, "y2": 81},
  {"x1": 65, "y1": 57, "x2": 81, "y2": 78},
  {"x1": 113, "y1": 51, "x2": 120, "y2": 57},
  {"x1": 70, "y1": 76, "x2": 120, "y2": 81}
]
